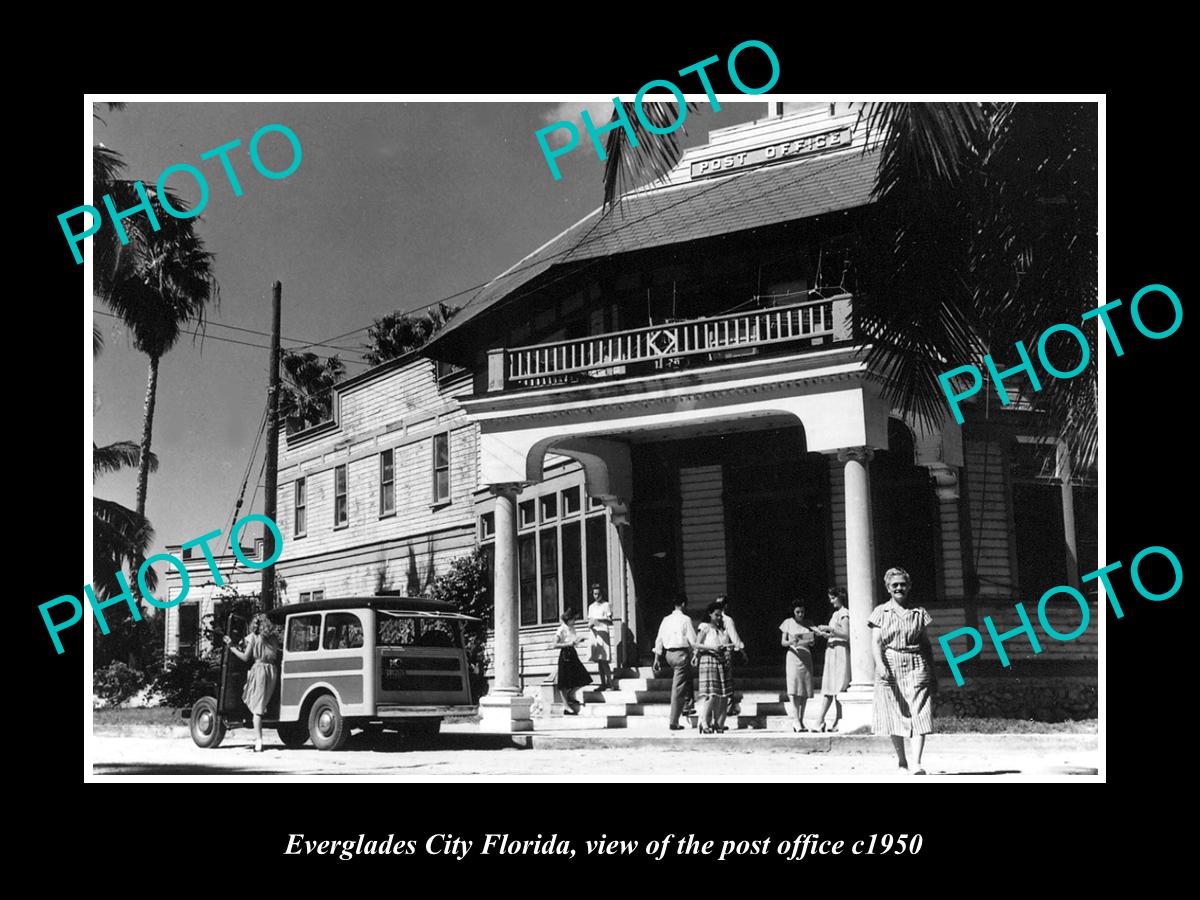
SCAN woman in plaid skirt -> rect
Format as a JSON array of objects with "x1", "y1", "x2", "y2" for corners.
[
  {"x1": 870, "y1": 567, "x2": 938, "y2": 775},
  {"x1": 695, "y1": 602, "x2": 735, "y2": 734}
]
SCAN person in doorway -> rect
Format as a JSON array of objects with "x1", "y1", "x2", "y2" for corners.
[
  {"x1": 695, "y1": 602, "x2": 735, "y2": 734},
  {"x1": 712, "y1": 595, "x2": 746, "y2": 716},
  {"x1": 587, "y1": 584, "x2": 615, "y2": 690},
  {"x1": 869, "y1": 567, "x2": 937, "y2": 775},
  {"x1": 224, "y1": 612, "x2": 280, "y2": 752},
  {"x1": 814, "y1": 587, "x2": 850, "y2": 731},
  {"x1": 779, "y1": 602, "x2": 816, "y2": 732},
  {"x1": 552, "y1": 609, "x2": 593, "y2": 715},
  {"x1": 653, "y1": 593, "x2": 698, "y2": 730}
]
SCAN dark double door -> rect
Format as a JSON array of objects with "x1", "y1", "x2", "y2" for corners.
[
  {"x1": 725, "y1": 449, "x2": 831, "y2": 667},
  {"x1": 629, "y1": 428, "x2": 831, "y2": 666}
]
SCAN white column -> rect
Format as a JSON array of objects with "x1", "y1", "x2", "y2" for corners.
[
  {"x1": 839, "y1": 447, "x2": 878, "y2": 688},
  {"x1": 478, "y1": 485, "x2": 533, "y2": 732},
  {"x1": 491, "y1": 487, "x2": 519, "y2": 695}
]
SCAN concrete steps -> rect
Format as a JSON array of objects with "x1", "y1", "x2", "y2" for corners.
[{"x1": 536, "y1": 667, "x2": 834, "y2": 734}]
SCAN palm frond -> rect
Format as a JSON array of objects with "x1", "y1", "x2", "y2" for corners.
[
  {"x1": 93, "y1": 496, "x2": 156, "y2": 599},
  {"x1": 602, "y1": 101, "x2": 698, "y2": 211},
  {"x1": 93, "y1": 441, "x2": 158, "y2": 479}
]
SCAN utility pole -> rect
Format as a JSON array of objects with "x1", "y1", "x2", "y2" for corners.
[{"x1": 262, "y1": 280, "x2": 282, "y2": 611}]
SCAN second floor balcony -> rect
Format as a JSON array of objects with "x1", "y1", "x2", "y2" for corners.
[{"x1": 485, "y1": 293, "x2": 853, "y2": 393}]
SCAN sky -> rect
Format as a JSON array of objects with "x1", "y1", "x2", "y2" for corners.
[{"x1": 91, "y1": 99, "x2": 786, "y2": 578}]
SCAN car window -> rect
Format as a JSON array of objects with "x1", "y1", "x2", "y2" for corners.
[
  {"x1": 287, "y1": 614, "x2": 321, "y2": 652},
  {"x1": 377, "y1": 616, "x2": 461, "y2": 648},
  {"x1": 323, "y1": 612, "x2": 364, "y2": 650}
]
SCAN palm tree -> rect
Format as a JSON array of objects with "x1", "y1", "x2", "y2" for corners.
[
  {"x1": 93, "y1": 439, "x2": 162, "y2": 669},
  {"x1": 599, "y1": 101, "x2": 1098, "y2": 472},
  {"x1": 279, "y1": 351, "x2": 347, "y2": 431},
  {"x1": 362, "y1": 303, "x2": 458, "y2": 365},
  {"x1": 93, "y1": 441, "x2": 158, "y2": 600},
  {"x1": 102, "y1": 208, "x2": 219, "y2": 518}
]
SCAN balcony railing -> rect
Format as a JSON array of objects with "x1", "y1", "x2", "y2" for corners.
[{"x1": 487, "y1": 293, "x2": 852, "y2": 392}]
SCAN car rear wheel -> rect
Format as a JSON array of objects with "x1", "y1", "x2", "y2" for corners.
[
  {"x1": 190, "y1": 696, "x2": 226, "y2": 749},
  {"x1": 276, "y1": 722, "x2": 308, "y2": 748},
  {"x1": 307, "y1": 695, "x2": 348, "y2": 751}
]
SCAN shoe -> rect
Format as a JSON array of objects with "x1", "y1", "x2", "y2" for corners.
[
  {"x1": 816, "y1": 722, "x2": 828, "y2": 733},
  {"x1": 910, "y1": 766, "x2": 927, "y2": 776},
  {"x1": 669, "y1": 724, "x2": 685, "y2": 731},
  {"x1": 716, "y1": 726, "x2": 728, "y2": 733},
  {"x1": 253, "y1": 740, "x2": 264, "y2": 753}
]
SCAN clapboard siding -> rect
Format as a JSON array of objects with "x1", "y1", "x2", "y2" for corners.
[
  {"x1": 937, "y1": 492, "x2": 966, "y2": 600},
  {"x1": 273, "y1": 360, "x2": 479, "y2": 577},
  {"x1": 964, "y1": 439, "x2": 1014, "y2": 598},
  {"x1": 679, "y1": 465, "x2": 727, "y2": 602},
  {"x1": 828, "y1": 457, "x2": 847, "y2": 587}
]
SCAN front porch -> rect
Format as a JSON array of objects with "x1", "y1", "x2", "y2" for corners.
[{"x1": 465, "y1": 341, "x2": 963, "y2": 733}]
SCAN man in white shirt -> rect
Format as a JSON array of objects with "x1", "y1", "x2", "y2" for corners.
[
  {"x1": 654, "y1": 593, "x2": 698, "y2": 730},
  {"x1": 714, "y1": 595, "x2": 746, "y2": 716}
]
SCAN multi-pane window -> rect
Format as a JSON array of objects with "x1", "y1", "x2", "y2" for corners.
[
  {"x1": 481, "y1": 481, "x2": 610, "y2": 627},
  {"x1": 298, "y1": 589, "x2": 325, "y2": 603},
  {"x1": 432, "y1": 433, "x2": 450, "y2": 504},
  {"x1": 334, "y1": 464, "x2": 348, "y2": 528},
  {"x1": 294, "y1": 478, "x2": 307, "y2": 537},
  {"x1": 380, "y1": 449, "x2": 395, "y2": 517},
  {"x1": 178, "y1": 604, "x2": 199, "y2": 658}
]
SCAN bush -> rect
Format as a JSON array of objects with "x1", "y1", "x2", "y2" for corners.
[
  {"x1": 93, "y1": 662, "x2": 146, "y2": 708},
  {"x1": 429, "y1": 548, "x2": 492, "y2": 700},
  {"x1": 150, "y1": 654, "x2": 220, "y2": 708}
]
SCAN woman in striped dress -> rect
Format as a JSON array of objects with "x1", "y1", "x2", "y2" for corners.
[
  {"x1": 869, "y1": 568, "x2": 937, "y2": 775},
  {"x1": 695, "y1": 603, "x2": 734, "y2": 734}
]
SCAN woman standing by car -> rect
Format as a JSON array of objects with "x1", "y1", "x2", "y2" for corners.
[
  {"x1": 552, "y1": 609, "x2": 593, "y2": 714},
  {"x1": 870, "y1": 567, "x2": 938, "y2": 775},
  {"x1": 224, "y1": 612, "x2": 280, "y2": 752}
]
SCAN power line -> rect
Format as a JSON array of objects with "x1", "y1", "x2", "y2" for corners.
[
  {"x1": 295, "y1": 152, "x2": 859, "y2": 351},
  {"x1": 93, "y1": 309, "x2": 371, "y2": 366}
]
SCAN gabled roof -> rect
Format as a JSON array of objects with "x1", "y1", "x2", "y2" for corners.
[{"x1": 430, "y1": 146, "x2": 881, "y2": 347}]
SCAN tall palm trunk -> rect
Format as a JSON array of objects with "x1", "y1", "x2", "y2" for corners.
[{"x1": 135, "y1": 354, "x2": 160, "y2": 519}]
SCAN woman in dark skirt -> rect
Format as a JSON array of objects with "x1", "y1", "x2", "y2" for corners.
[
  {"x1": 552, "y1": 609, "x2": 593, "y2": 714},
  {"x1": 695, "y1": 602, "x2": 735, "y2": 734}
]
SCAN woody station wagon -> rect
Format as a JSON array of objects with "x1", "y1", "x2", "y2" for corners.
[{"x1": 188, "y1": 597, "x2": 480, "y2": 751}]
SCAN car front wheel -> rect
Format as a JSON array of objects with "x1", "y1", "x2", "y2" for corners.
[
  {"x1": 307, "y1": 695, "x2": 348, "y2": 751},
  {"x1": 190, "y1": 696, "x2": 226, "y2": 749}
]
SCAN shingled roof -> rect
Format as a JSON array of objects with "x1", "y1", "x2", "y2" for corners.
[{"x1": 432, "y1": 146, "x2": 881, "y2": 345}]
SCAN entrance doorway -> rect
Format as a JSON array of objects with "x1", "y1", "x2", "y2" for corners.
[{"x1": 725, "y1": 434, "x2": 831, "y2": 665}]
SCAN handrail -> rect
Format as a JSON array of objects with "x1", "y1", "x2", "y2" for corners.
[
  {"x1": 497, "y1": 293, "x2": 852, "y2": 388},
  {"x1": 507, "y1": 294, "x2": 848, "y2": 354}
]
